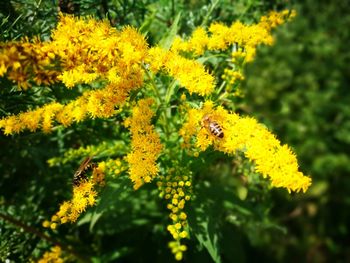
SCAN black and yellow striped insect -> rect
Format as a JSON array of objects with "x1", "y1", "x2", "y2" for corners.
[
  {"x1": 201, "y1": 115, "x2": 224, "y2": 138},
  {"x1": 73, "y1": 156, "x2": 97, "y2": 186}
]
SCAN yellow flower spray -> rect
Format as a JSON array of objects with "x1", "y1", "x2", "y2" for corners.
[
  {"x1": 1, "y1": 9, "x2": 311, "y2": 262},
  {"x1": 124, "y1": 98, "x2": 163, "y2": 189},
  {"x1": 0, "y1": 14, "x2": 147, "y2": 134},
  {"x1": 157, "y1": 165, "x2": 193, "y2": 261},
  {"x1": 37, "y1": 246, "x2": 65, "y2": 263},
  {"x1": 180, "y1": 101, "x2": 311, "y2": 193},
  {"x1": 43, "y1": 162, "x2": 105, "y2": 228}
]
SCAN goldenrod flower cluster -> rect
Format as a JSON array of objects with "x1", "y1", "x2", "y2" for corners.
[
  {"x1": 1, "y1": 9, "x2": 311, "y2": 261},
  {"x1": 171, "y1": 10, "x2": 294, "y2": 58},
  {"x1": 37, "y1": 246, "x2": 64, "y2": 263},
  {"x1": 43, "y1": 163, "x2": 105, "y2": 227},
  {"x1": 0, "y1": 14, "x2": 147, "y2": 134},
  {"x1": 259, "y1": 10, "x2": 297, "y2": 29},
  {"x1": 222, "y1": 68, "x2": 245, "y2": 85},
  {"x1": 0, "y1": 37, "x2": 59, "y2": 90},
  {"x1": 124, "y1": 98, "x2": 163, "y2": 189},
  {"x1": 46, "y1": 181, "x2": 97, "y2": 225},
  {"x1": 146, "y1": 47, "x2": 215, "y2": 96},
  {"x1": 47, "y1": 14, "x2": 147, "y2": 88},
  {"x1": 180, "y1": 101, "x2": 311, "y2": 193},
  {"x1": 170, "y1": 10, "x2": 295, "y2": 97},
  {"x1": 157, "y1": 166, "x2": 192, "y2": 261}
]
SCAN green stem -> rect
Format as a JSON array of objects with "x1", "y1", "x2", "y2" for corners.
[
  {"x1": 216, "y1": 80, "x2": 226, "y2": 96},
  {"x1": 143, "y1": 64, "x2": 162, "y2": 104},
  {"x1": 165, "y1": 79, "x2": 177, "y2": 105},
  {"x1": 142, "y1": 65, "x2": 173, "y2": 140},
  {"x1": 218, "y1": 90, "x2": 228, "y2": 101},
  {"x1": 200, "y1": 0, "x2": 220, "y2": 27}
]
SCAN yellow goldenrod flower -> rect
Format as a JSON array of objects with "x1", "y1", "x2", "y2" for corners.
[
  {"x1": 157, "y1": 166, "x2": 192, "y2": 260},
  {"x1": 260, "y1": 10, "x2": 296, "y2": 30},
  {"x1": 0, "y1": 40, "x2": 59, "y2": 90},
  {"x1": 49, "y1": 162, "x2": 105, "y2": 225},
  {"x1": 38, "y1": 246, "x2": 64, "y2": 263},
  {"x1": 53, "y1": 180, "x2": 97, "y2": 224},
  {"x1": 187, "y1": 27, "x2": 209, "y2": 55},
  {"x1": 42, "y1": 220, "x2": 50, "y2": 228},
  {"x1": 0, "y1": 14, "x2": 146, "y2": 135},
  {"x1": 180, "y1": 101, "x2": 312, "y2": 193},
  {"x1": 170, "y1": 9, "x2": 295, "y2": 63},
  {"x1": 146, "y1": 47, "x2": 215, "y2": 96},
  {"x1": 200, "y1": 11, "x2": 289, "y2": 96},
  {"x1": 169, "y1": 241, "x2": 187, "y2": 261},
  {"x1": 125, "y1": 98, "x2": 163, "y2": 189},
  {"x1": 0, "y1": 77, "x2": 142, "y2": 135},
  {"x1": 48, "y1": 14, "x2": 147, "y2": 88}
]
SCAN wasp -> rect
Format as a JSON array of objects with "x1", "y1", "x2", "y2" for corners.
[
  {"x1": 201, "y1": 115, "x2": 224, "y2": 138},
  {"x1": 73, "y1": 156, "x2": 97, "y2": 186}
]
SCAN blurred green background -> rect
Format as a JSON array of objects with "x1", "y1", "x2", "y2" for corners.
[{"x1": 1, "y1": 0, "x2": 349, "y2": 262}]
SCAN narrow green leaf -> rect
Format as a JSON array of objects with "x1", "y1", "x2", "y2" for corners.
[
  {"x1": 158, "y1": 12, "x2": 181, "y2": 50},
  {"x1": 191, "y1": 207, "x2": 222, "y2": 263}
]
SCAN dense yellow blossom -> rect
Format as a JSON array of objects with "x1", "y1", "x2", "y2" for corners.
[
  {"x1": 170, "y1": 10, "x2": 295, "y2": 61},
  {"x1": 37, "y1": 246, "x2": 64, "y2": 263},
  {"x1": 1, "y1": 9, "x2": 310, "y2": 262},
  {"x1": 260, "y1": 10, "x2": 296, "y2": 29},
  {"x1": 1, "y1": 14, "x2": 148, "y2": 90},
  {"x1": 0, "y1": 14, "x2": 146, "y2": 135},
  {"x1": 180, "y1": 101, "x2": 311, "y2": 193},
  {"x1": 146, "y1": 47, "x2": 215, "y2": 96},
  {"x1": 54, "y1": 181, "x2": 97, "y2": 223},
  {"x1": 0, "y1": 77, "x2": 142, "y2": 134},
  {"x1": 44, "y1": 162, "x2": 105, "y2": 225},
  {"x1": 0, "y1": 38, "x2": 59, "y2": 90},
  {"x1": 124, "y1": 98, "x2": 163, "y2": 189},
  {"x1": 47, "y1": 14, "x2": 147, "y2": 88},
  {"x1": 168, "y1": 9, "x2": 296, "y2": 100}
]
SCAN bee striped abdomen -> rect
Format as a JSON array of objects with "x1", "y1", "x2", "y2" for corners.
[
  {"x1": 73, "y1": 157, "x2": 96, "y2": 186},
  {"x1": 73, "y1": 172, "x2": 87, "y2": 186},
  {"x1": 209, "y1": 121, "x2": 224, "y2": 138}
]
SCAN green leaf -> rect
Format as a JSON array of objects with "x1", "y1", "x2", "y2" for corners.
[
  {"x1": 139, "y1": 7, "x2": 157, "y2": 35},
  {"x1": 158, "y1": 12, "x2": 181, "y2": 50},
  {"x1": 88, "y1": 179, "x2": 132, "y2": 231},
  {"x1": 190, "y1": 206, "x2": 222, "y2": 263}
]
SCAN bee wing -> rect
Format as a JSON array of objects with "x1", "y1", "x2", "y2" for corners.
[{"x1": 74, "y1": 156, "x2": 91, "y2": 178}]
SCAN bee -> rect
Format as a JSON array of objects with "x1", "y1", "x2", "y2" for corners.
[
  {"x1": 201, "y1": 115, "x2": 224, "y2": 138},
  {"x1": 73, "y1": 156, "x2": 97, "y2": 186}
]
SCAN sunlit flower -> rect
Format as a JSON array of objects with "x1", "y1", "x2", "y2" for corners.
[
  {"x1": 0, "y1": 14, "x2": 147, "y2": 135},
  {"x1": 45, "y1": 162, "x2": 105, "y2": 225},
  {"x1": 125, "y1": 98, "x2": 163, "y2": 189},
  {"x1": 170, "y1": 9, "x2": 295, "y2": 61},
  {"x1": 180, "y1": 101, "x2": 312, "y2": 193},
  {"x1": 146, "y1": 47, "x2": 215, "y2": 96}
]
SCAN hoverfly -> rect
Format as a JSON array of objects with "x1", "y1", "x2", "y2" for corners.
[
  {"x1": 73, "y1": 156, "x2": 97, "y2": 186},
  {"x1": 201, "y1": 115, "x2": 224, "y2": 138}
]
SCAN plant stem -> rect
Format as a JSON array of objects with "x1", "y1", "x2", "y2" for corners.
[{"x1": 143, "y1": 64, "x2": 162, "y2": 104}]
